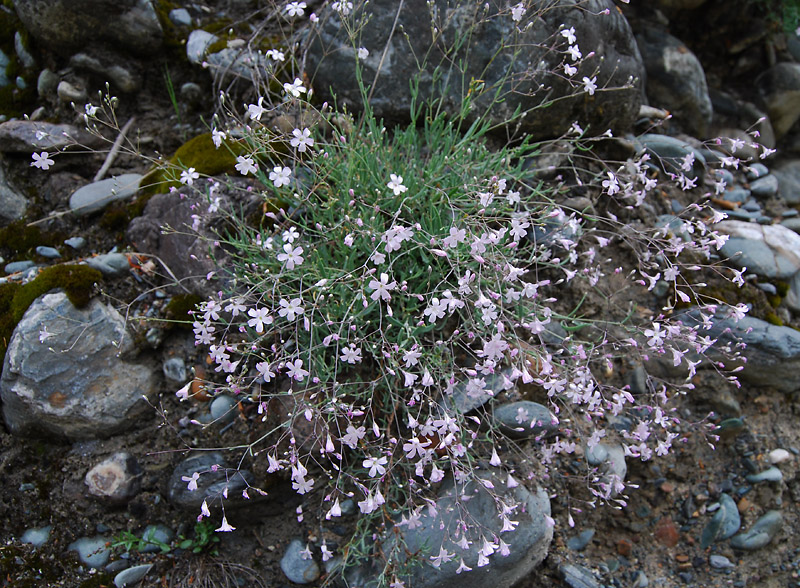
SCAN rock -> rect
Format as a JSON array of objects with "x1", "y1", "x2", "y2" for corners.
[
  {"x1": 560, "y1": 563, "x2": 601, "y2": 588},
  {"x1": 306, "y1": 0, "x2": 643, "y2": 141},
  {"x1": 167, "y1": 451, "x2": 256, "y2": 510},
  {"x1": 85, "y1": 252, "x2": 131, "y2": 277},
  {"x1": 20, "y1": 526, "x2": 52, "y2": 547},
  {"x1": 163, "y1": 357, "x2": 187, "y2": 383},
  {"x1": 567, "y1": 528, "x2": 595, "y2": 551},
  {"x1": 205, "y1": 45, "x2": 270, "y2": 84},
  {"x1": 64, "y1": 237, "x2": 86, "y2": 250},
  {"x1": 114, "y1": 564, "x2": 153, "y2": 588},
  {"x1": 70, "y1": 53, "x2": 140, "y2": 94},
  {"x1": 69, "y1": 174, "x2": 142, "y2": 216},
  {"x1": 640, "y1": 134, "x2": 706, "y2": 180},
  {"x1": 348, "y1": 472, "x2": 552, "y2": 588},
  {"x1": 57, "y1": 80, "x2": 88, "y2": 104},
  {"x1": 169, "y1": 8, "x2": 192, "y2": 27},
  {"x1": 209, "y1": 395, "x2": 238, "y2": 425},
  {"x1": 35, "y1": 246, "x2": 61, "y2": 259},
  {"x1": 493, "y1": 400, "x2": 558, "y2": 439},
  {"x1": 757, "y1": 63, "x2": 800, "y2": 140},
  {"x1": 0, "y1": 120, "x2": 98, "y2": 153},
  {"x1": 85, "y1": 451, "x2": 142, "y2": 502},
  {"x1": 186, "y1": 30, "x2": 217, "y2": 65},
  {"x1": 1, "y1": 291, "x2": 156, "y2": 440},
  {"x1": 68, "y1": 536, "x2": 111, "y2": 569},
  {"x1": 636, "y1": 27, "x2": 712, "y2": 136},
  {"x1": 139, "y1": 524, "x2": 174, "y2": 553},
  {"x1": 747, "y1": 163, "x2": 769, "y2": 179},
  {"x1": 586, "y1": 443, "x2": 627, "y2": 497},
  {"x1": 724, "y1": 188, "x2": 751, "y2": 204},
  {"x1": 4, "y1": 260, "x2": 35, "y2": 274},
  {"x1": 13, "y1": 0, "x2": 163, "y2": 55},
  {"x1": 709, "y1": 555, "x2": 735, "y2": 569},
  {"x1": 716, "y1": 220, "x2": 800, "y2": 280},
  {"x1": 700, "y1": 493, "x2": 740, "y2": 548},
  {"x1": 730, "y1": 510, "x2": 783, "y2": 550},
  {"x1": 773, "y1": 159, "x2": 800, "y2": 204},
  {"x1": 768, "y1": 448, "x2": 793, "y2": 464},
  {"x1": 749, "y1": 174, "x2": 779, "y2": 198},
  {"x1": 280, "y1": 539, "x2": 321, "y2": 584},
  {"x1": 0, "y1": 162, "x2": 27, "y2": 224},
  {"x1": 745, "y1": 467, "x2": 783, "y2": 484},
  {"x1": 37, "y1": 68, "x2": 59, "y2": 98},
  {"x1": 126, "y1": 182, "x2": 260, "y2": 296}
]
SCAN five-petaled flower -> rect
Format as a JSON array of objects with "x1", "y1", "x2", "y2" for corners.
[
  {"x1": 180, "y1": 167, "x2": 199, "y2": 185},
  {"x1": 215, "y1": 516, "x2": 235, "y2": 532},
  {"x1": 290, "y1": 128, "x2": 314, "y2": 152},
  {"x1": 368, "y1": 273, "x2": 396, "y2": 302},
  {"x1": 286, "y1": 358, "x2": 309, "y2": 381},
  {"x1": 247, "y1": 307, "x2": 273, "y2": 333},
  {"x1": 31, "y1": 152, "x2": 55, "y2": 170},
  {"x1": 277, "y1": 243, "x2": 304, "y2": 270},
  {"x1": 235, "y1": 156, "x2": 258, "y2": 176},
  {"x1": 247, "y1": 96, "x2": 267, "y2": 121},
  {"x1": 583, "y1": 76, "x2": 597, "y2": 96},
  {"x1": 269, "y1": 165, "x2": 292, "y2": 188},
  {"x1": 387, "y1": 174, "x2": 407, "y2": 196},
  {"x1": 283, "y1": 78, "x2": 307, "y2": 98},
  {"x1": 182, "y1": 471, "x2": 200, "y2": 491},
  {"x1": 340, "y1": 344, "x2": 362, "y2": 364},
  {"x1": 278, "y1": 297, "x2": 305, "y2": 321},
  {"x1": 285, "y1": 1, "x2": 306, "y2": 17},
  {"x1": 363, "y1": 456, "x2": 388, "y2": 477}
]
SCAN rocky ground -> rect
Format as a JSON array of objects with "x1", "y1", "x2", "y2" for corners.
[{"x1": 2, "y1": 1, "x2": 800, "y2": 588}]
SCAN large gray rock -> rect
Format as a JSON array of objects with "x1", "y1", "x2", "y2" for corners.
[
  {"x1": 0, "y1": 120, "x2": 99, "y2": 153},
  {"x1": 348, "y1": 472, "x2": 552, "y2": 588},
  {"x1": 306, "y1": 0, "x2": 644, "y2": 140},
  {"x1": 12, "y1": 0, "x2": 163, "y2": 55},
  {"x1": 772, "y1": 159, "x2": 800, "y2": 204},
  {"x1": 676, "y1": 309, "x2": 800, "y2": 393},
  {"x1": 636, "y1": 27, "x2": 712, "y2": 137},
  {"x1": 0, "y1": 162, "x2": 27, "y2": 224},
  {"x1": 167, "y1": 451, "x2": 256, "y2": 511},
  {"x1": 716, "y1": 220, "x2": 800, "y2": 280},
  {"x1": 69, "y1": 174, "x2": 142, "y2": 216},
  {"x1": 757, "y1": 63, "x2": 800, "y2": 140},
  {"x1": 1, "y1": 292, "x2": 156, "y2": 440}
]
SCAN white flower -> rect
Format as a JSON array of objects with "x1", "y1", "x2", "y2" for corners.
[
  {"x1": 363, "y1": 456, "x2": 388, "y2": 477},
  {"x1": 247, "y1": 307, "x2": 273, "y2": 333},
  {"x1": 340, "y1": 344, "x2": 362, "y2": 364},
  {"x1": 332, "y1": 0, "x2": 353, "y2": 14},
  {"x1": 180, "y1": 167, "x2": 200, "y2": 185},
  {"x1": 283, "y1": 78, "x2": 307, "y2": 98},
  {"x1": 211, "y1": 128, "x2": 226, "y2": 148},
  {"x1": 285, "y1": 1, "x2": 306, "y2": 17},
  {"x1": 277, "y1": 243, "x2": 304, "y2": 270},
  {"x1": 235, "y1": 156, "x2": 257, "y2": 176},
  {"x1": 286, "y1": 358, "x2": 309, "y2": 381},
  {"x1": 278, "y1": 297, "x2": 305, "y2": 321},
  {"x1": 181, "y1": 472, "x2": 200, "y2": 491},
  {"x1": 564, "y1": 62, "x2": 577, "y2": 76},
  {"x1": 283, "y1": 227, "x2": 300, "y2": 243},
  {"x1": 247, "y1": 96, "x2": 267, "y2": 121},
  {"x1": 215, "y1": 516, "x2": 235, "y2": 532},
  {"x1": 583, "y1": 76, "x2": 597, "y2": 96},
  {"x1": 31, "y1": 152, "x2": 55, "y2": 170},
  {"x1": 266, "y1": 49, "x2": 285, "y2": 61},
  {"x1": 358, "y1": 47, "x2": 369, "y2": 59},
  {"x1": 290, "y1": 128, "x2": 314, "y2": 152},
  {"x1": 84, "y1": 103, "x2": 99, "y2": 117},
  {"x1": 567, "y1": 44, "x2": 582, "y2": 61},
  {"x1": 269, "y1": 165, "x2": 292, "y2": 188},
  {"x1": 560, "y1": 26, "x2": 576, "y2": 45},
  {"x1": 387, "y1": 173, "x2": 407, "y2": 196},
  {"x1": 511, "y1": 2, "x2": 525, "y2": 22},
  {"x1": 368, "y1": 272, "x2": 396, "y2": 302}
]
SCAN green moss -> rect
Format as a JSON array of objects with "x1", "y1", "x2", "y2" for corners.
[
  {"x1": 774, "y1": 280, "x2": 790, "y2": 298},
  {"x1": 765, "y1": 311, "x2": 784, "y2": 326},
  {"x1": 165, "y1": 293, "x2": 203, "y2": 330},
  {"x1": 0, "y1": 264, "x2": 103, "y2": 362},
  {"x1": 0, "y1": 221, "x2": 64, "y2": 262}
]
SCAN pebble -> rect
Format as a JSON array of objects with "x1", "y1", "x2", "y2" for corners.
[
  {"x1": 86, "y1": 252, "x2": 131, "y2": 277},
  {"x1": 140, "y1": 524, "x2": 174, "y2": 553},
  {"x1": 280, "y1": 539, "x2": 321, "y2": 584},
  {"x1": 725, "y1": 187, "x2": 751, "y2": 204},
  {"x1": 64, "y1": 237, "x2": 86, "y2": 250},
  {"x1": 68, "y1": 536, "x2": 111, "y2": 568},
  {"x1": 57, "y1": 80, "x2": 88, "y2": 104},
  {"x1": 730, "y1": 510, "x2": 783, "y2": 550},
  {"x1": 567, "y1": 528, "x2": 595, "y2": 551},
  {"x1": 20, "y1": 526, "x2": 52, "y2": 547},
  {"x1": 586, "y1": 443, "x2": 627, "y2": 497},
  {"x1": 755, "y1": 282, "x2": 777, "y2": 295},
  {"x1": 163, "y1": 357, "x2": 187, "y2": 383},
  {"x1": 709, "y1": 554, "x2": 736, "y2": 569},
  {"x1": 169, "y1": 8, "x2": 192, "y2": 27},
  {"x1": 750, "y1": 174, "x2": 779, "y2": 198},
  {"x1": 69, "y1": 53, "x2": 139, "y2": 94},
  {"x1": 5, "y1": 260, "x2": 34, "y2": 274},
  {"x1": 85, "y1": 452, "x2": 142, "y2": 502},
  {"x1": 186, "y1": 30, "x2": 217, "y2": 65},
  {"x1": 741, "y1": 199, "x2": 761, "y2": 213},
  {"x1": 69, "y1": 174, "x2": 143, "y2": 216},
  {"x1": 493, "y1": 400, "x2": 558, "y2": 438},
  {"x1": 701, "y1": 494, "x2": 740, "y2": 548},
  {"x1": 747, "y1": 163, "x2": 769, "y2": 179},
  {"x1": 632, "y1": 570, "x2": 649, "y2": 587},
  {"x1": 745, "y1": 467, "x2": 783, "y2": 484},
  {"x1": 37, "y1": 69, "x2": 58, "y2": 98},
  {"x1": 114, "y1": 563, "x2": 153, "y2": 588},
  {"x1": 560, "y1": 563, "x2": 601, "y2": 588},
  {"x1": 768, "y1": 448, "x2": 793, "y2": 464},
  {"x1": 210, "y1": 395, "x2": 238, "y2": 424},
  {"x1": 35, "y1": 245, "x2": 61, "y2": 259}
]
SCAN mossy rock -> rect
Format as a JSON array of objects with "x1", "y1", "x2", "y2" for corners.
[
  {"x1": 0, "y1": 4, "x2": 38, "y2": 117},
  {"x1": 0, "y1": 264, "x2": 102, "y2": 362},
  {"x1": 165, "y1": 293, "x2": 203, "y2": 330},
  {"x1": 0, "y1": 220, "x2": 63, "y2": 262}
]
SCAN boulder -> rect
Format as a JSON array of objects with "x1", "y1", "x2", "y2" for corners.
[
  {"x1": 306, "y1": 0, "x2": 644, "y2": 140},
  {"x1": 1, "y1": 291, "x2": 156, "y2": 440},
  {"x1": 0, "y1": 120, "x2": 99, "y2": 153},
  {"x1": 12, "y1": 0, "x2": 163, "y2": 55},
  {"x1": 756, "y1": 63, "x2": 800, "y2": 140},
  {"x1": 636, "y1": 27, "x2": 712, "y2": 137},
  {"x1": 716, "y1": 220, "x2": 800, "y2": 280},
  {"x1": 0, "y1": 162, "x2": 27, "y2": 224}
]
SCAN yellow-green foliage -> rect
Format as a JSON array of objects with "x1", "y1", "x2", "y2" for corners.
[
  {"x1": 0, "y1": 264, "x2": 103, "y2": 362},
  {"x1": 165, "y1": 293, "x2": 203, "y2": 330}
]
